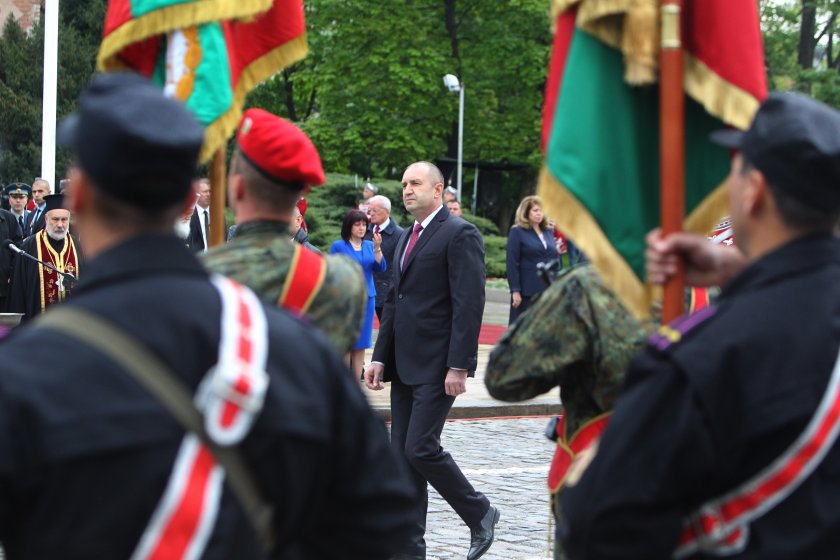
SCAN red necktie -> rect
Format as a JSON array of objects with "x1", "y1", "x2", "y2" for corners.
[
  {"x1": 374, "y1": 225, "x2": 380, "y2": 235},
  {"x1": 402, "y1": 223, "x2": 423, "y2": 268}
]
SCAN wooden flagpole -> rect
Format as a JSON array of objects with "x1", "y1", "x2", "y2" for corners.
[
  {"x1": 209, "y1": 147, "x2": 226, "y2": 247},
  {"x1": 660, "y1": 0, "x2": 685, "y2": 322}
]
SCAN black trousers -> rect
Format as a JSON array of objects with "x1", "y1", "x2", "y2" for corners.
[{"x1": 390, "y1": 371, "x2": 490, "y2": 556}]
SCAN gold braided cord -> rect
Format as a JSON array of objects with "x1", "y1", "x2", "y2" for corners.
[
  {"x1": 98, "y1": 0, "x2": 272, "y2": 70},
  {"x1": 199, "y1": 35, "x2": 308, "y2": 162}
]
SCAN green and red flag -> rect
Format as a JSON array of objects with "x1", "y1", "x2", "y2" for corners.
[
  {"x1": 538, "y1": 0, "x2": 767, "y2": 317},
  {"x1": 98, "y1": 0, "x2": 308, "y2": 161}
]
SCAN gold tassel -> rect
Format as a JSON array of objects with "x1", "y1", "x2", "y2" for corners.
[{"x1": 621, "y1": 0, "x2": 658, "y2": 85}]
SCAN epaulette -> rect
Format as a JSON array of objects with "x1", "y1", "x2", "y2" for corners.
[{"x1": 648, "y1": 306, "x2": 716, "y2": 351}]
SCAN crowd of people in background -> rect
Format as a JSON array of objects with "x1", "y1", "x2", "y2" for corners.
[
  {"x1": 1, "y1": 164, "x2": 586, "y2": 335},
  {"x1": 0, "y1": 177, "x2": 82, "y2": 321}
]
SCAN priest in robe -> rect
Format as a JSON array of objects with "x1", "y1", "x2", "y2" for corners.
[{"x1": 8, "y1": 194, "x2": 82, "y2": 320}]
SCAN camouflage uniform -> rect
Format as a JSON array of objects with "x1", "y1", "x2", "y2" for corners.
[
  {"x1": 203, "y1": 220, "x2": 366, "y2": 354},
  {"x1": 484, "y1": 265, "x2": 651, "y2": 559}
]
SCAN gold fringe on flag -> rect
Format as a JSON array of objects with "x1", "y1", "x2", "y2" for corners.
[
  {"x1": 684, "y1": 54, "x2": 761, "y2": 131},
  {"x1": 538, "y1": 166, "x2": 729, "y2": 320},
  {"x1": 199, "y1": 35, "x2": 309, "y2": 162},
  {"x1": 552, "y1": 0, "x2": 761, "y2": 128},
  {"x1": 537, "y1": 167, "x2": 655, "y2": 320},
  {"x1": 98, "y1": 0, "x2": 272, "y2": 70}
]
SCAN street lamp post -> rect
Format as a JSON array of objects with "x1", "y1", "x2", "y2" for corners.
[
  {"x1": 443, "y1": 74, "x2": 464, "y2": 202},
  {"x1": 41, "y1": 0, "x2": 60, "y2": 190}
]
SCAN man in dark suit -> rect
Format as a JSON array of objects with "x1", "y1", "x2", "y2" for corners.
[
  {"x1": 187, "y1": 178, "x2": 211, "y2": 252},
  {"x1": 365, "y1": 194, "x2": 403, "y2": 320},
  {"x1": 23, "y1": 178, "x2": 50, "y2": 237},
  {"x1": 365, "y1": 161, "x2": 499, "y2": 560},
  {"x1": 0, "y1": 205, "x2": 23, "y2": 311}
]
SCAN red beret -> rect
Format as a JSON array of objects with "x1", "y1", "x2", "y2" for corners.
[
  {"x1": 296, "y1": 197, "x2": 308, "y2": 216},
  {"x1": 236, "y1": 109, "x2": 325, "y2": 187}
]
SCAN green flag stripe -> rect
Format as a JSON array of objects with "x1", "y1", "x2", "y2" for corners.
[{"x1": 187, "y1": 23, "x2": 233, "y2": 126}]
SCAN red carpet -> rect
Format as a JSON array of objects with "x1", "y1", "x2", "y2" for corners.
[
  {"x1": 478, "y1": 324, "x2": 506, "y2": 345},
  {"x1": 372, "y1": 317, "x2": 507, "y2": 346}
]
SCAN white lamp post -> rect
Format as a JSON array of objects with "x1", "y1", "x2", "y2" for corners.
[
  {"x1": 41, "y1": 0, "x2": 59, "y2": 191},
  {"x1": 443, "y1": 74, "x2": 464, "y2": 202}
]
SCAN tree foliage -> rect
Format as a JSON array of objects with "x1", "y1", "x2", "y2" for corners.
[
  {"x1": 761, "y1": 0, "x2": 840, "y2": 107},
  {"x1": 247, "y1": 0, "x2": 551, "y2": 181},
  {"x1": 0, "y1": 0, "x2": 105, "y2": 184},
  {"x1": 3, "y1": 0, "x2": 840, "y2": 198}
]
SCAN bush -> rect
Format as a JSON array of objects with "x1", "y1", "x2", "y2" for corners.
[
  {"x1": 461, "y1": 213, "x2": 500, "y2": 236},
  {"x1": 483, "y1": 235, "x2": 508, "y2": 279}
]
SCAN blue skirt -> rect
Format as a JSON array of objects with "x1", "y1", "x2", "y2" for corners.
[{"x1": 353, "y1": 295, "x2": 376, "y2": 350}]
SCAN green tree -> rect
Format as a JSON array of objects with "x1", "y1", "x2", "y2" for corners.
[
  {"x1": 0, "y1": 0, "x2": 105, "y2": 185},
  {"x1": 247, "y1": 0, "x2": 550, "y2": 184},
  {"x1": 761, "y1": 0, "x2": 840, "y2": 107}
]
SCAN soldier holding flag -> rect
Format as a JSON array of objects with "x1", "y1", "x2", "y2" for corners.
[{"x1": 560, "y1": 93, "x2": 840, "y2": 559}]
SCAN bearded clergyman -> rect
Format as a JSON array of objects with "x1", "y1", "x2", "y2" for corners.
[{"x1": 8, "y1": 194, "x2": 82, "y2": 320}]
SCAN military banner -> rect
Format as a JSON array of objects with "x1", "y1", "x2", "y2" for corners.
[
  {"x1": 538, "y1": 0, "x2": 766, "y2": 317},
  {"x1": 98, "y1": 0, "x2": 308, "y2": 161}
]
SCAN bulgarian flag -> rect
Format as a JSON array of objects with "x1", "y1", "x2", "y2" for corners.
[
  {"x1": 538, "y1": 0, "x2": 767, "y2": 317},
  {"x1": 98, "y1": 0, "x2": 308, "y2": 161}
]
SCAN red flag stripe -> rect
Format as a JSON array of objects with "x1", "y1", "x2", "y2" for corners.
[{"x1": 541, "y1": 8, "x2": 577, "y2": 152}]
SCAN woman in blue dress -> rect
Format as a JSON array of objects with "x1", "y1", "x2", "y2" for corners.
[{"x1": 330, "y1": 209, "x2": 385, "y2": 377}]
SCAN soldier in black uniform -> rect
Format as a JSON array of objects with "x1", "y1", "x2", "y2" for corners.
[
  {"x1": 0, "y1": 73, "x2": 416, "y2": 559},
  {"x1": 560, "y1": 92, "x2": 840, "y2": 559}
]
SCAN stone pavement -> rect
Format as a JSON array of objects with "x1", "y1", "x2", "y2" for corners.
[
  {"x1": 363, "y1": 286, "x2": 562, "y2": 420},
  {"x1": 423, "y1": 417, "x2": 556, "y2": 559}
]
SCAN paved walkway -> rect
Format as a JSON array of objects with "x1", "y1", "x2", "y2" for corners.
[
  {"x1": 423, "y1": 417, "x2": 556, "y2": 559},
  {"x1": 363, "y1": 287, "x2": 562, "y2": 420}
]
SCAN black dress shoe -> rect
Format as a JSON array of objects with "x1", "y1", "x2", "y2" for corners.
[{"x1": 467, "y1": 504, "x2": 500, "y2": 560}]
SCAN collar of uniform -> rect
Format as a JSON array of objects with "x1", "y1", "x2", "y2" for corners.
[
  {"x1": 720, "y1": 233, "x2": 840, "y2": 300},
  {"x1": 74, "y1": 234, "x2": 206, "y2": 294},
  {"x1": 231, "y1": 220, "x2": 290, "y2": 239}
]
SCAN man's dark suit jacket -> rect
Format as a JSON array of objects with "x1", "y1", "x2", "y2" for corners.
[
  {"x1": 0, "y1": 209, "x2": 23, "y2": 309},
  {"x1": 187, "y1": 207, "x2": 207, "y2": 252},
  {"x1": 23, "y1": 206, "x2": 46, "y2": 238},
  {"x1": 365, "y1": 218, "x2": 404, "y2": 310},
  {"x1": 372, "y1": 205, "x2": 485, "y2": 385}
]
